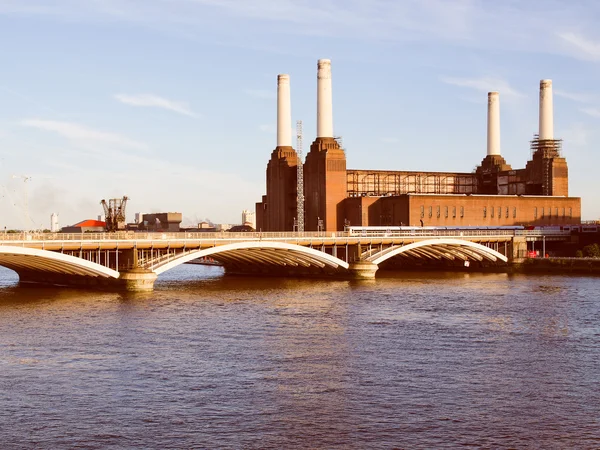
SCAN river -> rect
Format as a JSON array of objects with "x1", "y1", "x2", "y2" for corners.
[{"x1": 0, "y1": 266, "x2": 599, "y2": 449}]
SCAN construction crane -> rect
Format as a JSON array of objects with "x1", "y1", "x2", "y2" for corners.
[
  {"x1": 296, "y1": 120, "x2": 304, "y2": 232},
  {"x1": 101, "y1": 196, "x2": 129, "y2": 232}
]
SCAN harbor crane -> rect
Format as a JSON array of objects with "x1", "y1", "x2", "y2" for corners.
[{"x1": 101, "y1": 196, "x2": 129, "y2": 232}]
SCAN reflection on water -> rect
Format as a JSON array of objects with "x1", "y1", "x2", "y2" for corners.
[{"x1": 0, "y1": 265, "x2": 600, "y2": 448}]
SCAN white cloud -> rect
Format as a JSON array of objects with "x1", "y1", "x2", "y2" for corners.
[
  {"x1": 20, "y1": 119, "x2": 147, "y2": 150},
  {"x1": 259, "y1": 124, "x2": 276, "y2": 133},
  {"x1": 561, "y1": 123, "x2": 591, "y2": 147},
  {"x1": 440, "y1": 76, "x2": 524, "y2": 99},
  {"x1": 558, "y1": 32, "x2": 600, "y2": 61},
  {"x1": 555, "y1": 90, "x2": 593, "y2": 103},
  {"x1": 581, "y1": 107, "x2": 600, "y2": 118},
  {"x1": 2, "y1": 1, "x2": 600, "y2": 62},
  {"x1": 114, "y1": 94, "x2": 199, "y2": 117}
]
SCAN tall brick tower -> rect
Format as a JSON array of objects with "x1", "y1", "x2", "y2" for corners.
[
  {"x1": 256, "y1": 74, "x2": 298, "y2": 231},
  {"x1": 304, "y1": 59, "x2": 347, "y2": 232},
  {"x1": 525, "y1": 80, "x2": 568, "y2": 196},
  {"x1": 476, "y1": 91, "x2": 512, "y2": 193}
]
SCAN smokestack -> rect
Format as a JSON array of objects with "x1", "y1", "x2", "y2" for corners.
[
  {"x1": 277, "y1": 74, "x2": 292, "y2": 147},
  {"x1": 487, "y1": 91, "x2": 501, "y2": 156},
  {"x1": 317, "y1": 59, "x2": 333, "y2": 138},
  {"x1": 539, "y1": 79, "x2": 554, "y2": 140}
]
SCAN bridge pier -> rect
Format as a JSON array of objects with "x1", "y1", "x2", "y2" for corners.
[
  {"x1": 118, "y1": 268, "x2": 158, "y2": 291},
  {"x1": 347, "y1": 261, "x2": 379, "y2": 279}
]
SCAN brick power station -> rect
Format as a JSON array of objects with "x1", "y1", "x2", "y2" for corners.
[{"x1": 256, "y1": 60, "x2": 580, "y2": 232}]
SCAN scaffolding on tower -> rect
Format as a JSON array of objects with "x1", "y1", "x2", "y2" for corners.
[{"x1": 296, "y1": 120, "x2": 304, "y2": 232}]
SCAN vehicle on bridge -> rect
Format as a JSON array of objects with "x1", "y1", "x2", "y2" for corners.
[{"x1": 345, "y1": 225, "x2": 525, "y2": 237}]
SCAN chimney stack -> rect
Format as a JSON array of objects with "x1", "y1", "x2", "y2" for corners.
[
  {"x1": 487, "y1": 91, "x2": 501, "y2": 156},
  {"x1": 317, "y1": 59, "x2": 333, "y2": 138},
  {"x1": 539, "y1": 79, "x2": 554, "y2": 140},
  {"x1": 277, "y1": 74, "x2": 292, "y2": 147}
]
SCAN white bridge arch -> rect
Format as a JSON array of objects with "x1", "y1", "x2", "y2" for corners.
[
  {"x1": 152, "y1": 241, "x2": 350, "y2": 275},
  {"x1": 367, "y1": 239, "x2": 508, "y2": 265},
  {"x1": 0, "y1": 246, "x2": 120, "y2": 278}
]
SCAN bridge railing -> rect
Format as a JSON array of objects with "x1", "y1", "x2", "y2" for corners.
[{"x1": 0, "y1": 229, "x2": 570, "y2": 242}]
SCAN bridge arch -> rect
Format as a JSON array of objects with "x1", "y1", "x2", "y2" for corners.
[
  {"x1": 368, "y1": 239, "x2": 508, "y2": 266},
  {"x1": 0, "y1": 246, "x2": 120, "y2": 278},
  {"x1": 152, "y1": 241, "x2": 350, "y2": 275}
]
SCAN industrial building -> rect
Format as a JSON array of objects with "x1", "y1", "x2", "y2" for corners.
[{"x1": 256, "y1": 60, "x2": 580, "y2": 231}]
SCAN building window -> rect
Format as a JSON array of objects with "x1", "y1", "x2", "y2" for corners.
[
  {"x1": 505, "y1": 207, "x2": 509, "y2": 218},
  {"x1": 569, "y1": 207, "x2": 572, "y2": 217},
  {"x1": 460, "y1": 206, "x2": 464, "y2": 218},
  {"x1": 491, "y1": 207, "x2": 494, "y2": 218},
  {"x1": 513, "y1": 207, "x2": 517, "y2": 218},
  {"x1": 562, "y1": 207, "x2": 565, "y2": 218},
  {"x1": 420, "y1": 206, "x2": 424, "y2": 218},
  {"x1": 497, "y1": 207, "x2": 501, "y2": 219},
  {"x1": 541, "y1": 207, "x2": 545, "y2": 219},
  {"x1": 534, "y1": 207, "x2": 537, "y2": 219},
  {"x1": 452, "y1": 206, "x2": 456, "y2": 218},
  {"x1": 429, "y1": 206, "x2": 432, "y2": 218},
  {"x1": 555, "y1": 207, "x2": 559, "y2": 218},
  {"x1": 445, "y1": 206, "x2": 448, "y2": 218},
  {"x1": 436, "y1": 206, "x2": 440, "y2": 218},
  {"x1": 483, "y1": 207, "x2": 487, "y2": 218}
]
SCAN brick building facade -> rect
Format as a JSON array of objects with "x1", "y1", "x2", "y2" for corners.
[{"x1": 256, "y1": 136, "x2": 580, "y2": 231}]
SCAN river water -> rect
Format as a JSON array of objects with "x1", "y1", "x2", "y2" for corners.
[{"x1": 0, "y1": 265, "x2": 599, "y2": 449}]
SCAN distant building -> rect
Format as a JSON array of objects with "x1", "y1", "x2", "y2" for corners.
[
  {"x1": 50, "y1": 213, "x2": 59, "y2": 232},
  {"x1": 142, "y1": 212, "x2": 182, "y2": 232},
  {"x1": 228, "y1": 224, "x2": 254, "y2": 232},
  {"x1": 134, "y1": 212, "x2": 142, "y2": 224},
  {"x1": 242, "y1": 210, "x2": 256, "y2": 229},
  {"x1": 61, "y1": 219, "x2": 106, "y2": 233}
]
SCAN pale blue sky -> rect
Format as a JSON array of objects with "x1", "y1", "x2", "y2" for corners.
[{"x1": 0, "y1": 0, "x2": 599, "y2": 229}]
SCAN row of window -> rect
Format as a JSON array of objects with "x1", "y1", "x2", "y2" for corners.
[
  {"x1": 419, "y1": 205, "x2": 574, "y2": 220},
  {"x1": 420, "y1": 206, "x2": 464, "y2": 219},
  {"x1": 483, "y1": 207, "x2": 517, "y2": 219},
  {"x1": 534, "y1": 207, "x2": 572, "y2": 219}
]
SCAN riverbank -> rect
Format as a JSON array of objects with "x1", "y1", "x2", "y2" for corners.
[{"x1": 518, "y1": 257, "x2": 600, "y2": 274}]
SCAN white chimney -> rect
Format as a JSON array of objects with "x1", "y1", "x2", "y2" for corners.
[
  {"x1": 487, "y1": 91, "x2": 501, "y2": 156},
  {"x1": 539, "y1": 79, "x2": 554, "y2": 140},
  {"x1": 317, "y1": 58, "x2": 333, "y2": 138},
  {"x1": 277, "y1": 74, "x2": 292, "y2": 147}
]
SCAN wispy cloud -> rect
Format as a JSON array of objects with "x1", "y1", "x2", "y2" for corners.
[
  {"x1": 558, "y1": 32, "x2": 600, "y2": 62},
  {"x1": 20, "y1": 119, "x2": 147, "y2": 150},
  {"x1": 245, "y1": 89, "x2": 275, "y2": 100},
  {"x1": 555, "y1": 90, "x2": 593, "y2": 103},
  {"x1": 259, "y1": 124, "x2": 275, "y2": 133},
  {"x1": 2, "y1": 1, "x2": 600, "y2": 63},
  {"x1": 581, "y1": 107, "x2": 600, "y2": 118},
  {"x1": 114, "y1": 94, "x2": 199, "y2": 117},
  {"x1": 561, "y1": 123, "x2": 591, "y2": 147},
  {"x1": 440, "y1": 76, "x2": 524, "y2": 99}
]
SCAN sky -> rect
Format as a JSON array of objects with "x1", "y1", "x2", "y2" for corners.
[{"x1": 0, "y1": 0, "x2": 599, "y2": 230}]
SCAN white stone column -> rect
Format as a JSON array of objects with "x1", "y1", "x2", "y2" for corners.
[
  {"x1": 317, "y1": 59, "x2": 333, "y2": 138},
  {"x1": 487, "y1": 91, "x2": 501, "y2": 156},
  {"x1": 539, "y1": 79, "x2": 554, "y2": 140},
  {"x1": 277, "y1": 74, "x2": 292, "y2": 147}
]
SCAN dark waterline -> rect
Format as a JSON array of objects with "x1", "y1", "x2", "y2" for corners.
[{"x1": 1, "y1": 266, "x2": 599, "y2": 449}]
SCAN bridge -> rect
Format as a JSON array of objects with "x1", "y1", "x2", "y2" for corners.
[{"x1": 0, "y1": 229, "x2": 568, "y2": 290}]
